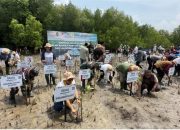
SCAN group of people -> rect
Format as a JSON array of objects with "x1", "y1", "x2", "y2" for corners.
[
  {"x1": 0, "y1": 48, "x2": 20, "y2": 75},
  {"x1": 0, "y1": 42, "x2": 180, "y2": 117}
]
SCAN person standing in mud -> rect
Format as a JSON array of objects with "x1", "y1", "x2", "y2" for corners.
[
  {"x1": 0, "y1": 48, "x2": 11, "y2": 75},
  {"x1": 41, "y1": 43, "x2": 56, "y2": 86}
]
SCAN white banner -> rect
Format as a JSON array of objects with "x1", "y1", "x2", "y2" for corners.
[
  {"x1": 79, "y1": 69, "x2": 91, "y2": 79},
  {"x1": 44, "y1": 64, "x2": 57, "y2": 74},
  {"x1": 54, "y1": 84, "x2": 76, "y2": 102},
  {"x1": 127, "y1": 71, "x2": 139, "y2": 83},
  {"x1": 66, "y1": 60, "x2": 74, "y2": 67},
  {"x1": 0, "y1": 74, "x2": 22, "y2": 89},
  {"x1": 168, "y1": 67, "x2": 175, "y2": 76},
  {"x1": 58, "y1": 55, "x2": 65, "y2": 61}
]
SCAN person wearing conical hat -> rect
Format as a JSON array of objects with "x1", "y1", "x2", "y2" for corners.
[
  {"x1": 41, "y1": 43, "x2": 56, "y2": 86},
  {"x1": 53, "y1": 71, "x2": 80, "y2": 114},
  {"x1": 0, "y1": 48, "x2": 11, "y2": 74}
]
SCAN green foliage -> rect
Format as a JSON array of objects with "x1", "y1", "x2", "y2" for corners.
[
  {"x1": 9, "y1": 15, "x2": 43, "y2": 50},
  {"x1": 1, "y1": 1, "x2": 180, "y2": 50}
]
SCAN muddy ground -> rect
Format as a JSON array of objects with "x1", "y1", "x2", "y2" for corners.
[{"x1": 0, "y1": 54, "x2": 180, "y2": 129}]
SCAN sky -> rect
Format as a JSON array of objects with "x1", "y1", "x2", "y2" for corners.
[{"x1": 54, "y1": 0, "x2": 180, "y2": 32}]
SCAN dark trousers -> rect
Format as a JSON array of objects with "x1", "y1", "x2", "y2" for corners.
[
  {"x1": 45, "y1": 74, "x2": 56, "y2": 85},
  {"x1": 141, "y1": 83, "x2": 154, "y2": 94},
  {"x1": 156, "y1": 68, "x2": 165, "y2": 83},
  {"x1": 174, "y1": 65, "x2": 180, "y2": 76}
]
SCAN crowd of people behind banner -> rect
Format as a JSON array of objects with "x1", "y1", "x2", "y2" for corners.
[{"x1": 0, "y1": 42, "x2": 180, "y2": 119}]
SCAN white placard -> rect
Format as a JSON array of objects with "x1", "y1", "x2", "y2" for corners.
[
  {"x1": 17, "y1": 61, "x2": 30, "y2": 69},
  {"x1": 0, "y1": 60, "x2": 5, "y2": 68},
  {"x1": 79, "y1": 69, "x2": 91, "y2": 79},
  {"x1": 58, "y1": 55, "x2": 65, "y2": 61},
  {"x1": 104, "y1": 57, "x2": 111, "y2": 64},
  {"x1": 127, "y1": 71, "x2": 139, "y2": 83},
  {"x1": 44, "y1": 64, "x2": 57, "y2": 74},
  {"x1": 24, "y1": 56, "x2": 33, "y2": 65},
  {"x1": 128, "y1": 54, "x2": 135, "y2": 63},
  {"x1": 118, "y1": 53, "x2": 122, "y2": 58},
  {"x1": 0, "y1": 74, "x2": 22, "y2": 89},
  {"x1": 66, "y1": 60, "x2": 74, "y2": 67},
  {"x1": 54, "y1": 84, "x2": 76, "y2": 102},
  {"x1": 168, "y1": 67, "x2": 175, "y2": 76}
]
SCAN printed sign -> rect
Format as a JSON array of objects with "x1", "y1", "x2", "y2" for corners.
[
  {"x1": 118, "y1": 53, "x2": 122, "y2": 58},
  {"x1": 66, "y1": 60, "x2": 74, "y2": 67},
  {"x1": 127, "y1": 71, "x2": 139, "y2": 83},
  {"x1": 44, "y1": 64, "x2": 57, "y2": 74},
  {"x1": 79, "y1": 69, "x2": 91, "y2": 79},
  {"x1": 54, "y1": 84, "x2": 76, "y2": 102},
  {"x1": 128, "y1": 54, "x2": 135, "y2": 63},
  {"x1": 24, "y1": 56, "x2": 33, "y2": 66},
  {"x1": 58, "y1": 55, "x2": 65, "y2": 61},
  {"x1": 0, "y1": 61, "x2": 5, "y2": 68},
  {"x1": 168, "y1": 67, "x2": 175, "y2": 76},
  {"x1": 17, "y1": 61, "x2": 30, "y2": 69},
  {"x1": 0, "y1": 74, "x2": 22, "y2": 89}
]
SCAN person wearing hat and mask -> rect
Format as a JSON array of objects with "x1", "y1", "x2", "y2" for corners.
[
  {"x1": 54, "y1": 71, "x2": 80, "y2": 114},
  {"x1": 0, "y1": 48, "x2": 11, "y2": 74},
  {"x1": 97, "y1": 64, "x2": 115, "y2": 84},
  {"x1": 141, "y1": 70, "x2": 160, "y2": 95},
  {"x1": 116, "y1": 62, "x2": 140, "y2": 90},
  {"x1": 41, "y1": 43, "x2": 56, "y2": 86}
]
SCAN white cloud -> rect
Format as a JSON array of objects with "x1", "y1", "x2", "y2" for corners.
[{"x1": 54, "y1": 0, "x2": 70, "y2": 5}]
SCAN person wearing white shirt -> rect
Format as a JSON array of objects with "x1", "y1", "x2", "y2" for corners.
[
  {"x1": 41, "y1": 43, "x2": 56, "y2": 86},
  {"x1": 53, "y1": 71, "x2": 80, "y2": 114},
  {"x1": 97, "y1": 64, "x2": 115, "y2": 84}
]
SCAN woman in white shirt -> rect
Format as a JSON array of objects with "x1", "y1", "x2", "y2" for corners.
[{"x1": 41, "y1": 43, "x2": 56, "y2": 86}]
